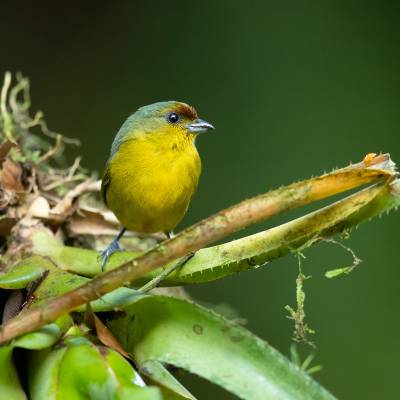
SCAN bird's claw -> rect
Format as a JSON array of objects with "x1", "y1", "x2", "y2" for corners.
[{"x1": 99, "y1": 240, "x2": 122, "y2": 271}]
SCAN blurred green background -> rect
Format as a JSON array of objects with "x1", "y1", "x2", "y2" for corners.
[{"x1": 1, "y1": 1, "x2": 399, "y2": 398}]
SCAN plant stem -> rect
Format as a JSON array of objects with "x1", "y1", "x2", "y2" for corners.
[{"x1": 0, "y1": 154, "x2": 395, "y2": 344}]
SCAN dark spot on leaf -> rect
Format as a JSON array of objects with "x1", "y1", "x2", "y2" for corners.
[{"x1": 192, "y1": 324, "x2": 203, "y2": 335}]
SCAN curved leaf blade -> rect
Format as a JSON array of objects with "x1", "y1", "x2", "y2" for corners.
[
  {"x1": 107, "y1": 295, "x2": 336, "y2": 400},
  {"x1": 0, "y1": 257, "x2": 47, "y2": 289},
  {"x1": 141, "y1": 360, "x2": 197, "y2": 400},
  {"x1": 13, "y1": 315, "x2": 73, "y2": 350},
  {"x1": 0, "y1": 345, "x2": 27, "y2": 400}
]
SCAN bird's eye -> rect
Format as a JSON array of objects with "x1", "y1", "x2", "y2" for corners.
[{"x1": 167, "y1": 112, "x2": 180, "y2": 124}]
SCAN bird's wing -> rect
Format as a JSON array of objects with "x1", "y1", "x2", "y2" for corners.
[{"x1": 101, "y1": 164, "x2": 111, "y2": 206}]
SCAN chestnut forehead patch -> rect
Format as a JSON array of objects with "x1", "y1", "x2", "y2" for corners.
[{"x1": 174, "y1": 103, "x2": 198, "y2": 120}]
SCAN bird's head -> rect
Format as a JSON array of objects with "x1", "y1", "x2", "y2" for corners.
[
  {"x1": 111, "y1": 101, "x2": 214, "y2": 154},
  {"x1": 136, "y1": 101, "x2": 214, "y2": 135}
]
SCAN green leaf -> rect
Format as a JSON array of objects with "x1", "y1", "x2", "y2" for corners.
[
  {"x1": 105, "y1": 351, "x2": 162, "y2": 400},
  {"x1": 324, "y1": 267, "x2": 353, "y2": 278},
  {"x1": 141, "y1": 360, "x2": 197, "y2": 400},
  {"x1": 31, "y1": 230, "x2": 139, "y2": 276},
  {"x1": 28, "y1": 259, "x2": 88, "y2": 304},
  {"x1": 107, "y1": 295, "x2": 336, "y2": 400},
  {"x1": 28, "y1": 345, "x2": 67, "y2": 399},
  {"x1": 18, "y1": 255, "x2": 141, "y2": 312},
  {"x1": 0, "y1": 345, "x2": 27, "y2": 400},
  {"x1": 0, "y1": 256, "x2": 47, "y2": 289},
  {"x1": 13, "y1": 315, "x2": 73, "y2": 350},
  {"x1": 28, "y1": 330, "x2": 162, "y2": 400}
]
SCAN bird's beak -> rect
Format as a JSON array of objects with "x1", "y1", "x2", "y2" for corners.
[{"x1": 186, "y1": 119, "x2": 215, "y2": 133}]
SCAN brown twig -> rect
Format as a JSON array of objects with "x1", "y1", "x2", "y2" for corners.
[{"x1": 0, "y1": 154, "x2": 395, "y2": 345}]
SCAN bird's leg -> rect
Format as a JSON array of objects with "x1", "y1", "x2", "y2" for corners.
[
  {"x1": 100, "y1": 227, "x2": 126, "y2": 271},
  {"x1": 138, "y1": 252, "x2": 194, "y2": 293}
]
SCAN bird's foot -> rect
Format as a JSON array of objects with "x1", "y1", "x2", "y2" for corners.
[{"x1": 99, "y1": 239, "x2": 122, "y2": 271}]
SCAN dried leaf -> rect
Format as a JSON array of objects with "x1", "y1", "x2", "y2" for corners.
[
  {"x1": 0, "y1": 158, "x2": 33, "y2": 195},
  {"x1": 0, "y1": 216, "x2": 16, "y2": 237},
  {"x1": 5, "y1": 219, "x2": 49, "y2": 259},
  {"x1": 363, "y1": 152, "x2": 377, "y2": 165},
  {"x1": 0, "y1": 187, "x2": 14, "y2": 208},
  {"x1": 28, "y1": 196, "x2": 50, "y2": 219},
  {"x1": 68, "y1": 209, "x2": 120, "y2": 236},
  {"x1": 50, "y1": 179, "x2": 99, "y2": 222},
  {"x1": 0, "y1": 140, "x2": 14, "y2": 162},
  {"x1": 85, "y1": 304, "x2": 131, "y2": 359},
  {"x1": 0, "y1": 159, "x2": 25, "y2": 192}
]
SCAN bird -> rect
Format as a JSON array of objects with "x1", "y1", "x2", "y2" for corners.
[{"x1": 100, "y1": 101, "x2": 214, "y2": 269}]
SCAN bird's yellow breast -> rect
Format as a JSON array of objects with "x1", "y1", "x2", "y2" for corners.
[{"x1": 105, "y1": 130, "x2": 201, "y2": 233}]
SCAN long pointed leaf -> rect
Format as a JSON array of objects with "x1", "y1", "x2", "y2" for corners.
[
  {"x1": 107, "y1": 295, "x2": 336, "y2": 400},
  {"x1": 141, "y1": 360, "x2": 197, "y2": 400}
]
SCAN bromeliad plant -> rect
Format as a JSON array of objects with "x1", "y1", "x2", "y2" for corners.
[{"x1": 0, "y1": 72, "x2": 398, "y2": 399}]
